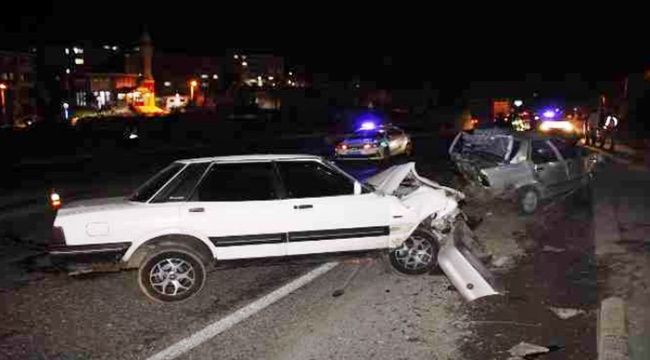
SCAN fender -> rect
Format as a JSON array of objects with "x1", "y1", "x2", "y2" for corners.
[{"x1": 122, "y1": 226, "x2": 217, "y2": 262}]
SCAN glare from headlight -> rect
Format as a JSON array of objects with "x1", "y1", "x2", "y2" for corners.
[{"x1": 540, "y1": 121, "x2": 574, "y2": 133}]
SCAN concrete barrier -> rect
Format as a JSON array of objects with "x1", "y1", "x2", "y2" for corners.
[{"x1": 598, "y1": 297, "x2": 629, "y2": 360}]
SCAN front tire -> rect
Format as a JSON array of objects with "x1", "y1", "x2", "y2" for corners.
[
  {"x1": 389, "y1": 230, "x2": 439, "y2": 275},
  {"x1": 138, "y1": 247, "x2": 206, "y2": 303}
]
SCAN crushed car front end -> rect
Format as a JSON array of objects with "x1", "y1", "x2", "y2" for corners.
[{"x1": 367, "y1": 162, "x2": 501, "y2": 301}]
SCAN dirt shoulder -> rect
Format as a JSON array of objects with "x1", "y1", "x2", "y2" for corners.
[{"x1": 458, "y1": 192, "x2": 598, "y2": 359}]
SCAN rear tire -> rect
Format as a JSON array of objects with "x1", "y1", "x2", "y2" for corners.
[
  {"x1": 388, "y1": 229, "x2": 439, "y2": 275},
  {"x1": 137, "y1": 246, "x2": 206, "y2": 303}
]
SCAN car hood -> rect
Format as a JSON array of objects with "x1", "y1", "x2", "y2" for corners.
[
  {"x1": 366, "y1": 162, "x2": 464, "y2": 199},
  {"x1": 57, "y1": 196, "x2": 137, "y2": 216}
]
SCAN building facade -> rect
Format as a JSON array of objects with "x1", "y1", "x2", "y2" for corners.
[{"x1": 0, "y1": 51, "x2": 36, "y2": 127}]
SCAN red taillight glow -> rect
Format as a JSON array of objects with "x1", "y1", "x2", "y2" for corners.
[
  {"x1": 50, "y1": 191, "x2": 62, "y2": 210},
  {"x1": 340, "y1": 144, "x2": 348, "y2": 150}
]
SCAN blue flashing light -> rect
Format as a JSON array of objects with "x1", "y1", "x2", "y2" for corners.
[
  {"x1": 359, "y1": 121, "x2": 376, "y2": 130},
  {"x1": 542, "y1": 110, "x2": 556, "y2": 119}
]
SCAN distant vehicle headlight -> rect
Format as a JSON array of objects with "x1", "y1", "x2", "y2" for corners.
[{"x1": 539, "y1": 120, "x2": 574, "y2": 133}]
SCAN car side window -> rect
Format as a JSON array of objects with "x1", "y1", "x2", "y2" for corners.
[
  {"x1": 152, "y1": 162, "x2": 209, "y2": 203},
  {"x1": 549, "y1": 138, "x2": 578, "y2": 159},
  {"x1": 531, "y1": 140, "x2": 558, "y2": 164},
  {"x1": 192, "y1": 162, "x2": 278, "y2": 201},
  {"x1": 276, "y1": 161, "x2": 353, "y2": 198}
]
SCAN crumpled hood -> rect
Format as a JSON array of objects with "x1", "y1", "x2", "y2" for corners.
[
  {"x1": 57, "y1": 196, "x2": 136, "y2": 216},
  {"x1": 366, "y1": 162, "x2": 464, "y2": 199}
]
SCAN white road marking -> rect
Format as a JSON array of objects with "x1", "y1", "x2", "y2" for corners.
[{"x1": 145, "y1": 261, "x2": 339, "y2": 360}]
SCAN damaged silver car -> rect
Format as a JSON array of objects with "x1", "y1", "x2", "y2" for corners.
[{"x1": 449, "y1": 128, "x2": 596, "y2": 214}]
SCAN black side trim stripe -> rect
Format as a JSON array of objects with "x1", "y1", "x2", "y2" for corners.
[
  {"x1": 48, "y1": 242, "x2": 131, "y2": 255},
  {"x1": 289, "y1": 226, "x2": 389, "y2": 242},
  {"x1": 210, "y1": 233, "x2": 286, "y2": 247}
]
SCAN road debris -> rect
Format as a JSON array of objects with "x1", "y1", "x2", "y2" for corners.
[
  {"x1": 548, "y1": 307, "x2": 586, "y2": 320},
  {"x1": 492, "y1": 256, "x2": 511, "y2": 268},
  {"x1": 542, "y1": 245, "x2": 566, "y2": 253},
  {"x1": 508, "y1": 342, "x2": 550, "y2": 357}
]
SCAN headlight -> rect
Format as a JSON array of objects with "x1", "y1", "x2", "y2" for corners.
[{"x1": 539, "y1": 121, "x2": 574, "y2": 133}]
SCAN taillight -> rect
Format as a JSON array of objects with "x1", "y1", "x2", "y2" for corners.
[
  {"x1": 51, "y1": 226, "x2": 66, "y2": 245},
  {"x1": 49, "y1": 190, "x2": 62, "y2": 210},
  {"x1": 339, "y1": 144, "x2": 348, "y2": 150}
]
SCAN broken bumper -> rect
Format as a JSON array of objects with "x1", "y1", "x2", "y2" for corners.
[{"x1": 437, "y1": 220, "x2": 502, "y2": 301}]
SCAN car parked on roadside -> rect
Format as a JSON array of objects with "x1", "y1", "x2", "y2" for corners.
[
  {"x1": 335, "y1": 124, "x2": 412, "y2": 160},
  {"x1": 49, "y1": 155, "x2": 499, "y2": 302},
  {"x1": 449, "y1": 128, "x2": 596, "y2": 214}
]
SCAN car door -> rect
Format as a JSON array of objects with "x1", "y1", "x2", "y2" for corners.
[
  {"x1": 179, "y1": 161, "x2": 289, "y2": 260},
  {"x1": 549, "y1": 138, "x2": 584, "y2": 185},
  {"x1": 275, "y1": 160, "x2": 391, "y2": 256},
  {"x1": 530, "y1": 140, "x2": 569, "y2": 197}
]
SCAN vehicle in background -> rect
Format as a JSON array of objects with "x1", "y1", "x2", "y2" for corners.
[
  {"x1": 449, "y1": 128, "x2": 596, "y2": 214},
  {"x1": 536, "y1": 108, "x2": 580, "y2": 144},
  {"x1": 49, "y1": 155, "x2": 499, "y2": 302},
  {"x1": 335, "y1": 123, "x2": 412, "y2": 160}
]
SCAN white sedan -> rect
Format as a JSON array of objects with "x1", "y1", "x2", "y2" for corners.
[{"x1": 50, "y1": 154, "x2": 499, "y2": 302}]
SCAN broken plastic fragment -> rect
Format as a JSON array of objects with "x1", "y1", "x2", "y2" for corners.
[
  {"x1": 542, "y1": 245, "x2": 566, "y2": 253},
  {"x1": 548, "y1": 307, "x2": 586, "y2": 319},
  {"x1": 508, "y1": 342, "x2": 550, "y2": 357}
]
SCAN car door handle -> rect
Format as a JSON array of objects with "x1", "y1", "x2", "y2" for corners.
[
  {"x1": 293, "y1": 204, "x2": 313, "y2": 210},
  {"x1": 188, "y1": 207, "x2": 205, "y2": 213}
]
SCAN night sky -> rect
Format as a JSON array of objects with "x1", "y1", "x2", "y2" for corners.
[{"x1": 2, "y1": 3, "x2": 648, "y2": 88}]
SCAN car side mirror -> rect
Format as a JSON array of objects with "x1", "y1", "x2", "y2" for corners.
[{"x1": 353, "y1": 181, "x2": 362, "y2": 195}]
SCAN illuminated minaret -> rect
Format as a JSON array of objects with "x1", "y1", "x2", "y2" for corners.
[
  {"x1": 140, "y1": 31, "x2": 153, "y2": 81},
  {"x1": 139, "y1": 30, "x2": 156, "y2": 107}
]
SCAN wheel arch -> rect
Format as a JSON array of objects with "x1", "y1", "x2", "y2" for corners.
[{"x1": 123, "y1": 232, "x2": 215, "y2": 269}]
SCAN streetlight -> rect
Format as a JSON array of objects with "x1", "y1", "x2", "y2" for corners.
[
  {"x1": 190, "y1": 80, "x2": 198, "y2": 101},
  {"x1": 0, "y1": 83, "x2": 6, "y2": 117}
]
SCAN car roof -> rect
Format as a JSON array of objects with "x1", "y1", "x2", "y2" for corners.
[
  {"x1": 176, "y1": 154, "x2": 323, "y2": 164},
  {"x1": 471, "y1": 127, "x2": 553, "y2": 142}
]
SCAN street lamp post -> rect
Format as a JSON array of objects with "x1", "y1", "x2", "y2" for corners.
[
  {"x1": 189, "y1": 80, "x2": 198, "y2": 103},
  {"x1": 0, "y1": 83, "x2": 6, "y2": 116}
]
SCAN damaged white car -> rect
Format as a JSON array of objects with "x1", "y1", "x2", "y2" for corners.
[{"x1": 50, "y1": 154, "x2": 499, "y2": 302}]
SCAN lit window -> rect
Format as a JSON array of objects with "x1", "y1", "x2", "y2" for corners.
[
  {"x1": 233, "y1": 54, "x2": 239, "y2": 59},
  {"x1": 65, "y1": 48, "x2": 70, "y2": 55},
  {"x1": 201, "y1": 74, "x2": 208, "y2": 79},
  {"x1": 212, "y1": 74, "x2": 218, "y2": 80},
  {"x1": 74, "y1": 58, "x2": 84, "y2": 65},
  {"x1": 112, "y1": 46, "x2": 118, "y2": 51},
  {"x1": 65, "y1": 68, "x2": 70, "y2": 74},
  {"x1": 164, "y1": 81, "x2": 171, "y2": 87},
  {"x1": 103, "y1": 45, "x2": 110, "y2": 50},
  {"x1": 73, "y1": 47, "x2": 83, "y2": 54}
]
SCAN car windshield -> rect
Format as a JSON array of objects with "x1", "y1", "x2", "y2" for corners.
[
  {"x1": 352, "y1": 130, "x2": 383, "y2": 139},
  {"x1": 129, "y1": 163, "x2": 185, "y2": 202}
]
